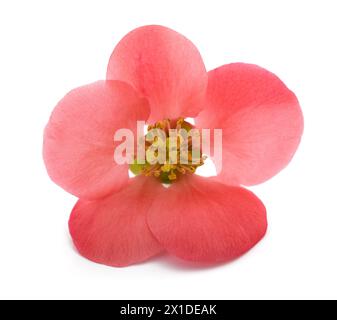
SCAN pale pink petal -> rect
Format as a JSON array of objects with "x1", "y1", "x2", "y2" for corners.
[
  {"x1": 44, "y1": 80, "x2": 149, "y2": 199},
  {"x1": 147, "y1": 175, "x2": 267, "y2": 263},
  {"x1": 107, "y1": 25, "x2": 207, "y2": 123},
  {"x1": 69, "y1": 176, "x2": 164, "y2": 267},
  {"x1": 196, "y1": 63, "x2": 304, "y2": 186}
]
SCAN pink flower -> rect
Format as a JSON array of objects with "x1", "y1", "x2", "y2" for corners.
[{"x1": 43, "y1": 25, "x2": 303, "y2": 267}]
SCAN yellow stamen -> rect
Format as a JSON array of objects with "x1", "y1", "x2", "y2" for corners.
[
  {"x1": 161, "y1": 163, "x2": 172, "y2": 172},
  {"x1": 131, "y1": 118, "x2": 205, "y2": 183},
  {"x1": 168, "y1": 171, "x2": 177, "y2": 181}
]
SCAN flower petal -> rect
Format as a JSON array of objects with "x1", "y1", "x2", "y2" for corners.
[
  {"x1": 43, "y1": 80, "x2": 149, "y2": 199},
  {"x1": 107, "y1": 25, "x2": 207, "y2": 123},
  {"x1": 147, "y1": 175, "x2": 267, "y2": 263},
  {"x1": 69, "y1": 176, "x2": 163, "y2": 267},
  {"x1": 196, "y1": 63, "x2": 304, "y2": 186}
]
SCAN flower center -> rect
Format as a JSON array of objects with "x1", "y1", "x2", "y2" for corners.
[{"x1": 130, "y1": 118, "x2": 205, "y2": 184}]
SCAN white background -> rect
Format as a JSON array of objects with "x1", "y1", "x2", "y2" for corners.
[{"x1": 0, "y1": 0, "x2": 337, "y2": 300}]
